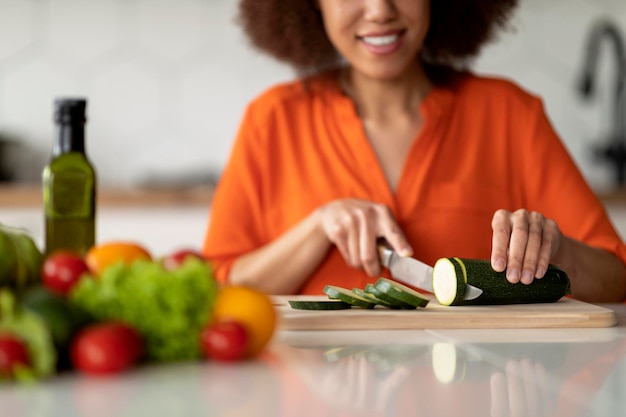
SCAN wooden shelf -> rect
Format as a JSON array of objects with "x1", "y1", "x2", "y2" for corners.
[{"x1": 0, "y1": 184, "x2": 214, "y2": 208}]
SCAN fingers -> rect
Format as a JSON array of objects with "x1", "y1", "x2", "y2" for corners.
[
  {"x1": 491, "y1": 209, "x2": 512, "y2": 273},
  {"x1": 319, "y1": 199, "x2": 407, "y2": 276},
  {"x1": 491, "y1": 209, "x2": 562, "y2": 285}
]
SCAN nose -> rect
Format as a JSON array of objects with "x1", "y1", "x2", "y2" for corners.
[{"x1": 363, "y1": 0, "x2": 397, "y2": 23}]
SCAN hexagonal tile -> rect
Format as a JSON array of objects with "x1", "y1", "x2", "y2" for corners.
[
  {"x1": 0, "y1": 0, "x2": 35, "y2": 60},
  {"x1": 178, "y1": 51, "x2": 293, "y2": 169},
  {"x1": 530, "y1": 0, "x2": 612, "y2": 69},
  {"x1": 135, "y1": 0, "x2": 233, "y2": 61},
  {"x1": 2, "y1": 54, "x2": 79, "y2": 142},
  {"x1": 48, "y1": 0, "x2": 118, "y2": 62},
  {"x1": 90, "y1": 60, "x2": 160, "y2": 134}
]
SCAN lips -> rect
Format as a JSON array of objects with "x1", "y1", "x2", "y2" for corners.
[{"x1": 358, "y1": 30, "x2": 405, "y2": 55}]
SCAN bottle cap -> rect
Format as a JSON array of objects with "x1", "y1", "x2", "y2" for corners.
[{"x1": 54, "y1": 98, "x2": 87, "y2": 124}]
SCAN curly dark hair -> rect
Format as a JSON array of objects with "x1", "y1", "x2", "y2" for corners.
[{"x1": 237, "y1": 0, "x2": 519, "y2": 82}]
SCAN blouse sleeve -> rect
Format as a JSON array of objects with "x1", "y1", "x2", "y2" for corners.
[
  {"x1": 521, "y1": 98, "x2": 626, "y2": 265},
  {"x1": 202, "y1": 101, "x2": 270, "y2": 284}
]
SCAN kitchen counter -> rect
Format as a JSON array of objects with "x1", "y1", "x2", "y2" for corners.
[
  {"x1": 1, "y1": 303, "x2": 625, "y2": 417},
  {"x1": 0, "y1": 184, "x2": 214, "y2": 207},
  {"x1": 0, "y1": 184, "x2": 213, "y2": 256}
]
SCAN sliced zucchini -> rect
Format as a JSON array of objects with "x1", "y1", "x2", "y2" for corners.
[
  {"x1": 364, "y1": 284, "x2": 417, "y2": 310},
  {"x1": 323, "y1": 285, "x2": 376, "y2": 309},
  {"x1": 352, "y1": 288, "x2": 400, "y2": 309},
  {"x1": 432, "y1": 257, "x2": 467, "y2": 306},
  {"x1": 432, "y1": 342, "x2": 467, "y2": 384},
  {"x1": 373, "y1": 278, "x2": 430, "y2": 308},
  {"x1": 288, "y1": 300, "x2": 352, "y2": 310},
  {"x1": 433, "y1": 258, "x2": 571, "y2": 306}
]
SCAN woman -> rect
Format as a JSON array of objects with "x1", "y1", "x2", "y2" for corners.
[{"x1": 203, "y1": 0, "x2": 626, "y2": 302}]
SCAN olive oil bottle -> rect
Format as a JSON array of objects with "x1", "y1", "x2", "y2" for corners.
[{"x1": 42, "y1": 98, "x2": 96, "y2": 256}]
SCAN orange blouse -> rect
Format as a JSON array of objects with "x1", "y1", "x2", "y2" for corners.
[{"x1": 203, "y1": 71, "x2": 626, "y2": 295}]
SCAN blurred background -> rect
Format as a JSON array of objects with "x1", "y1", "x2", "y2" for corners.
[{"x1": 0, "y1": 0, "x2": 625, "y2": 191}]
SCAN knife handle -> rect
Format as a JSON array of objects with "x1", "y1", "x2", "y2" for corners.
[{"x1": 376, "y1": 240, "x2": 392, "y2": 268}]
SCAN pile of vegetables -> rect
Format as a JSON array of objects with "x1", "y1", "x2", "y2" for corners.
[
  {"x1": 69, "y1": 258, "x2": 217, "y2": 362},
  {"x1": 0, "y1": 225, "x2": 276, "y2": 382}
]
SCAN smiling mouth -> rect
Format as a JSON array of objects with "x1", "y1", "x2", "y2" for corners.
[{"x1": 361, "y1": 33, "x2": 400, "y2": 46}]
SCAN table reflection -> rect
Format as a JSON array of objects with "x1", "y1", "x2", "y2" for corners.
[
  {"x1": 1, "y1": 329, "x2": 625, "y2": 417},
  {"x1": 269, "y1": 331, "x2": 626, "y2": 417}
]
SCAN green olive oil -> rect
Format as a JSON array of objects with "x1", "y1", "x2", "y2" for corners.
[{"x1": 42, "y1": 99, "x2": 96, "y2": 256}]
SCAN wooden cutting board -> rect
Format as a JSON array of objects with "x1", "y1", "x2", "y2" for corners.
[{"x1": 273, "y1": 295, "x2": 617, "y2": 330}]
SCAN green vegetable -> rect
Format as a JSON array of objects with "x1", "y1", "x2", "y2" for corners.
[
  {"x1": 69, "y1": 257, "x2": 218, "y2": 362},
  {"x1": 20, "y1": 286, "x2": 91, "y2": 368},
  {"x1": 0, "y1": 224, "x2": 43, "y2": 292},
  {"x1": 365, "y1": 284, "x2": 417, "y2": 310},
  {"x1": 352, "y1": 287, "x2": 401, "y2": 309},
  {"x1": 373, "y1": 278, "x2": 430, "y2": 308},
  {"x1": 364, "y1": 283, "x2": 416, "y2": 309},
  {"x1": 432, "y1": 258, "x2": 467, "y2": 306},
  {"x1": 323, "y1": 285, "x2": 376, "y2": 309},
  {"x1": 0, "y1": 290, "x2": 56, "y2": 382},
  {"x1": 288, "y1": 300, "x2": 352, "y2": 310},
  {"x1": 433, "y1": 258, "x2": 571, "y2": 306}
]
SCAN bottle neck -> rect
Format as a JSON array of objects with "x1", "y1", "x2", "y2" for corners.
[{"x1": 53, "y1": 123, "x2": 85, "y2": 156}]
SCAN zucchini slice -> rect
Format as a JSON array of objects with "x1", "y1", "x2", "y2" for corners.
[
  {"x1": 433, "y1": 258, "x2": 571, "y2": 306},
  {"x1": 352, "y1": 288, "x2": 400, "y2": 309},
  {"x1": 373, "y1": 278, "x2": 430, "y2": 308},
  {"x1": 432, "y1": 342, "x2": 467, "y2": 384},
  {"x1": 364, "y1": 284, "x2": 417, "y2": 310},
  {"x1": 288, "y1": 300, "x2": 352, "y2": 310},
  {"x1": 323, "y1": 285, "x2": 376, "y2": 309},
  {"x1": 432, "y1": 257, "x2": 467, "y2": 306}
]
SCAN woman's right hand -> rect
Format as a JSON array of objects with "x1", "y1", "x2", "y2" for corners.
[{"x1": 314, "y1": 198, "x2": 412, "y2": 277}]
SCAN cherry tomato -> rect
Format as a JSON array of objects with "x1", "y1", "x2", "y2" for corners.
[
  {"x1": 201, "y1": 320, "x2": 248, "y2": 362},
  {"x1": 42, "y1": 251, "x2": 90, "y2": 295},
  {"x1": 0, "y1": 334, "x2": 31, "y2": 378},
  {"x1": 71, "y1": 322, "x2": 143, "y2": 375},
  {"x1": 162, "y1": 248, "x2": 205, "y2": 271}
]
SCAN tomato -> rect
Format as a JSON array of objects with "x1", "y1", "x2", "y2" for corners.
[
  {"x1": 0, "y1": 334, "x2": 31, "y2": 378},
  {"x1": 162, "y1": 248, "x2": 205, "y2": 271},
  {"x1": 201, "y1": 320, "x2": 248, "y2": 362},
  {"x1": 71, "y1": 322, "x2": 143, "y2": 375},
  {"x1": 212, "y1": 286, "x2": 276, "y2": 357},
  {"x1": 42, "y1": 251, "x2": 90, "y2": 295},
  {"x1": 85, "y1": 241, "x2": 152, "y2": 276}
]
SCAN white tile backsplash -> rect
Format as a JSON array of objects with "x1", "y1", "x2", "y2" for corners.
[{"x1": 0, "y1": 0, "x2": 625, "y2": 189}]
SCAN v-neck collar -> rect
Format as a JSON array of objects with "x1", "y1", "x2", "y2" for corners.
[{"x1": 325, "y1": 77, "x2": 455, "y2": 214}]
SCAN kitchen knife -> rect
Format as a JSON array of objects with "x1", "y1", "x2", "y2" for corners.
[{"x1": 378, "y1": 246, "x2": 483, "y2": 301}]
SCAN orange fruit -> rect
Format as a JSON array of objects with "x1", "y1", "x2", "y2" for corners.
[
  {"x1": 85, "y1": 241, "x2": 152, "y2": 276},
  {"x1": 211, "y1": 286, "x2": 277, "y2": 357}
]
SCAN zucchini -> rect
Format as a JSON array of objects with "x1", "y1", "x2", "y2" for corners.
[
  {"x1": 323, "y1": 285, "x2": 376, "y2": 309},
  {"x1": 373, "y1": 278, "x2": 430, "y2": 308},
  {"x1": 432, "y1": 342, "x2": 467, "y2": 384},
  {"x1": 432, "y1": 257, "x2": 467, "y2": 306},
  {"x1": 288, "y1": 300, "x2": 352, "y2": 310},
  {"x1": 352, "y1": 287, "x2": 400, "y2": 309},
  {"x1": 364, "y1": 284, "x2": 416, "y2": 310},
  {"x1": 433, "y1": 258, "x2": 571, "y2": 306}
]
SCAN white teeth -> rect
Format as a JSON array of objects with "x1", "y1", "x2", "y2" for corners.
[{"x1": 362, "y1": 34, "x2": 398, "y2": 46}]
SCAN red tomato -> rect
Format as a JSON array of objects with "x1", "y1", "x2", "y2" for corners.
[
  {"x1": 0, "y1": 334, "x2": 31, "y2": 378},
  {"x1": 162, "y1": 248, "x2": 205, "y2": 271},
  {"x1": 71, "y1": 322, "x2": 143, "y2": 375},
  {"x1": 42, "y1": 251, "x2": 90, "y2": 295},
  {"x1": 201, "y1": 320, "x2": 248, "y2": 362}
]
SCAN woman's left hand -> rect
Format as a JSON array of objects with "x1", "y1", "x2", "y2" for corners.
[{"x1": 490, "y1": 209, "x2": 563, "y2": 285}]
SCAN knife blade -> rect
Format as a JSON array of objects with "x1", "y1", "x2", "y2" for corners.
[{"x1": 377, "y1": 246, "x2": 483, "y2": 301}]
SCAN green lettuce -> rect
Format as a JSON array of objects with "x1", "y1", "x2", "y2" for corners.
[{"x1": 69, "y1": 257, "x2": 218, "y2": 362}]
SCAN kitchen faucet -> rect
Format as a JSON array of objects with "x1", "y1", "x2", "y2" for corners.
[{"x1": 578, "y1": 18, "x2": 626, "y2": 187}]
